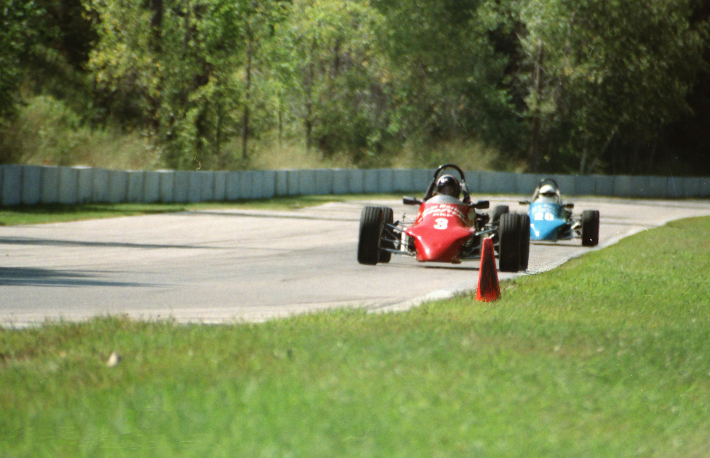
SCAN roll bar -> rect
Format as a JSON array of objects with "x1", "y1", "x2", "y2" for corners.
[{"x1": 422, "y1": 164, "x2": 472, "y2": 204}]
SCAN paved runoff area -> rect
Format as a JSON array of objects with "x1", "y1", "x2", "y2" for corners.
[{"x1": 2, "y1": 197, "x2": 710, "y2": 327}]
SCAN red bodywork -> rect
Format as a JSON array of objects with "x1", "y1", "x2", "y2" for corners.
[{"x1": 405, "y1": 202, "x2": 475, "y2": 263}]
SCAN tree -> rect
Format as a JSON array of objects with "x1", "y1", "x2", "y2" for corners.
[
  {"x1": 515, "y1": 0, "x2": 707, "y2": 173},
  {"x1": 372, "y1": 0, "x2": 521, "y2": 153},
  {"x1": 88, "y1": 0, "x2": 251, "y2": 168},
  {"x1": 272, "y1": 0, "x2": 391, "y2": 162},
  {"x1": 0, "y1": 0, "x2": 49, "y2": 119}
]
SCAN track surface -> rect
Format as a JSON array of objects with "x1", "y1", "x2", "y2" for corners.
[{"x1": 2, "y1": 197, "x2": 710, "y2": 327}]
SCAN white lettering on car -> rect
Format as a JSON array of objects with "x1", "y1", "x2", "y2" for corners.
[
  {"x1": 434, "y1": 218, "x2": 448, "y2": 230},
  {"x1": 421, "y1": 204, "x2": 466, "y2": 223}
]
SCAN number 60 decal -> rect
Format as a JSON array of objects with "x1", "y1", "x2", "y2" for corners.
[{"x1": 434, "y1": 218, "x2": 448, "y2": 230}]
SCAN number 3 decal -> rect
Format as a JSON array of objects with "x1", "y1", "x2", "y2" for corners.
[{"x1": 434, "y1": 218, "x2": 448, "y2": 230}]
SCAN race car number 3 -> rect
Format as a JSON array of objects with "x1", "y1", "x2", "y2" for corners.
[{"x1": 434, "y1": 218, "x2": 448, "y2": 229}]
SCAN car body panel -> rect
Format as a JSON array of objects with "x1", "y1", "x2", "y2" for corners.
[
  {"x1": 406, "y1": 202, "x2": 475, "y2": 262},
  {"x1": 528, "y1": 201, "x2": 571, "y2": 241}
]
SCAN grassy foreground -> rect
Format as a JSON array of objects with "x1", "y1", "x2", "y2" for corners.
[{"x1": 2, "y1": 217, "x2": 710, "y2": 457}]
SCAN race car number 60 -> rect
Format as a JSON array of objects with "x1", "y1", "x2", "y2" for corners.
[{"x1": 434, "y1": 218, "x2": 448, "y2": 230}]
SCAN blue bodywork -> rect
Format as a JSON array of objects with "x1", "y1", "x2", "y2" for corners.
[{"x1": 528, "y1": 201, "x2": 573, "y2": 241}]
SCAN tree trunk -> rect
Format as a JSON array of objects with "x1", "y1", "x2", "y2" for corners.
[
  {"x1": 579, "y1": 134, "x2": 589, "y2": 175},
  {"x1": 148, "y1": 0, "x2": 163, "y2": 136},
  {"x1": 150, "y1": 0, "x2": 163, "y2": 50},
  {"x1": 241, "y1": 24, "x2": 253, "y2": 160},
  {"x1": 216, "y1": 100, "x2": 222, "y2": 160},
  {"x1": 647, "y1": 136, "x2": 657, "y2": 173},
  {"x1": 528, "y1": 43, "x2": 544, "y2": 172},
  {"x1": 278, "y1": 92, "x2": 283, "y2": 152},
  {"x1": 182, "y1": 0, "x2": 191, "y2": 59},
  {"x1": 586, "y1": 126, "x2": 617, "y2": 175},
  {"x1": 304, "y1": 46, "x2": 314, "y2": 153}
]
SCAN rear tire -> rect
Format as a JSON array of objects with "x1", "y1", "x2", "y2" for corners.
[
  {"x1": 491, "y1": 205, "x2": 509, "y2": 225},
  {"x1": 498, "y1": 213, "x2": 522, "y2": 272},
  {"x1": 357, "y1": 206, "x2": 383, "y2": 265},
  {"x1": 378, "y1": 207, "x2": 394, "y2": 263},
  {"x1": 517, "y1": 213, "x2": 531, "y2": 271},
  {"x1": 581, "y1": 210, "x2": 600, "y2": 247}
]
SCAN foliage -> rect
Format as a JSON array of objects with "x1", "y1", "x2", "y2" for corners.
[
  {"x1": 515, "y1": 0, "x2": 708, "y2": 173},
  {"x1": 373, "y1": 0, "x2": 521, "y2": 150},
  {"x1": 0, "y1": 0, "x2": 49, "y2": 118},
  {"x1": 270, "y1": 0, "x2": 389, "y2": 164},
  {"x1": 1, "y1": 0, "x2": 709, "y2": 174},
  {"x1": 0, "y1": 95, "x2": 159, "y2": 169}
]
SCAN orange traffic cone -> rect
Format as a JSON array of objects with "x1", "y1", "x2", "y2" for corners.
[{"x1": 475, "y1": 236, "x2": 501, "y2": 302}]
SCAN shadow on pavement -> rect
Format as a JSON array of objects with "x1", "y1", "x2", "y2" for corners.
[{"x1": 0, "y1": 267, "x2": 157, "y2": 287}]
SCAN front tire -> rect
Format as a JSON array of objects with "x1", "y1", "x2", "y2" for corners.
[
  {"x1": 357, "y1": 206, "x2": 383, "y2": 265},
  {"x1": 378, "y1": 207, "x2": 394, "y2": 263},
  {"x1": 581, "y1": 210, "x2": 600, "y2": 247},
  {"x1": 517, "y1": 213, "x2": 531, "y2": 271},
  {"x1": 498, "y1": 213, "x2": 522, "y2": 272}
]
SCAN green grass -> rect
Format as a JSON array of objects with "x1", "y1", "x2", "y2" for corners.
[
  {"x1": 0, "y1": 195, "x2": 402, "y2": 226},
  {"x1": 2, "y1": 217, "x2": 710, "y2": 457}
]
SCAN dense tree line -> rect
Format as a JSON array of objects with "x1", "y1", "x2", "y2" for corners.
[{"x1": 1, "y1": 0, "x2": 709, "y2": 174}]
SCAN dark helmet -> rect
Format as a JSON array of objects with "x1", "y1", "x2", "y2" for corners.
[{"x1": 435, "y1": 175, "x2": 461, "y2": 198}]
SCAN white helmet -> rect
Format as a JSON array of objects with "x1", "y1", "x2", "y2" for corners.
[{"x1": 537, "y1": 184, "x2": 559, "y2": 203}]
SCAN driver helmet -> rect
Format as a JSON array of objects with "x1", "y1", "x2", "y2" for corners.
[
  {"x1": 435, "y1": 175, "x2": 461, "y2": 198},
  {"x1": 537, "y1": 184, "x2": 559, "y2": 203}
]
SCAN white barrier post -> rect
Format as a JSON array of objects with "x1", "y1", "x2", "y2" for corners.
[
  {"x1": 158, "y1": 170, "x2": 175, "y2": 203},
  {"x1": 214, "y1": 171, "x2": 227, "y2": 201},
  {"x1": 298, "y1": 169, "x2": 316, "y2": 196},
  {"x1": 225, "y1": 171, "x2": 240, "y2": 200},
  {"x1": 199, "y1": 171, "x2": 215, "y2": 202},
  {"x1": 263, "y1": 170, "x2": 276, "y2": 199},
  {"x1": 77, "y1": 167, "x2": 93, "y2": 203},
  {"x1": 58, "y1": 166, "x2": 79, "y2": 204},
  {"x1": 187, "y1": 171, "x2": 201, "y2": 203},
  {"x1": 22, "y1": 165, "x2": 43, "y2": 205},
  {"x1": 348, "y1": 169, "x2": 364, "y2": 194},
  {"x1": 107, "y1": 170, "x2": 128, "y2": 203},
  {"x1": 1, "y1": 165, "x2": 22, "y2": 206},
  {"x1": 92, "y1": 168, "x2": 109, "y2": 203},
  {"x1": 126, "y1": 171, "x2": 145, "y2": 203},
  {"x1": 41, "y1": 166, "x2": 60, "y2": 204},
  {"x1": 173, "y1": 171, "x2": 189, "y2": 202},
  {"x1": 363, "y1": 169, "x2": 378, "y2": 194},
  {"x1": 378, "y1": 169, "x2": 394, "y2": 194},
  {"x1": 330, "y1": 169, "x2": 346, "y2": 194},
  {"x1": 143, "y1": 171, "x2": 161, "y2": 203},
  {"x1": 315, "y1": 169, "x2": 333, "y2": 195}
]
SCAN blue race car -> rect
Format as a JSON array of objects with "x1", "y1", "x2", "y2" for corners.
[{"x1": 516, "y1": 178, "x2": 600, "y2": 246}]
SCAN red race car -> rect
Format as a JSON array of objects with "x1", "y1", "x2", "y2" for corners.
[{"x1": 357, "y1": 164, "x2": 530, "y2": 272}]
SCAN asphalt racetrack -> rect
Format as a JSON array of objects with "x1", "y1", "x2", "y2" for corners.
[{"x1": 2, "y1": 197, "x2": 710, "y2": 327}]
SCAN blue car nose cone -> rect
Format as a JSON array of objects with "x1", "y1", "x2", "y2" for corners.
[{"x1": 529, "y1": 202, "x2": 566, "y2": 241}]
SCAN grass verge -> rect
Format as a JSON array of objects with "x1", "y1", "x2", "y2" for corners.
[{"x1": 1, "y1": 217, "x2": 709, "y2": 457}]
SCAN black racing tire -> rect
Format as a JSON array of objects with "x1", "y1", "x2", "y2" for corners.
[
  {"x1": 498, "y1": 213, "x2": 522, "y2": 272},
  {"x1": 490, "y1": 205, "x2": 509, "y2": 225},
  {"x1": 378, "y1": 206, "x2": 394, "y2": 263},
  {"x1": 582, "y1": 210, "x2": 600, "y2": 247},
  {"x1": 517, "y1": 213, "x2": 531, "y2": 271},
  {"x1": 357, "y1": 206, "x2": 383, "y2": 265}
]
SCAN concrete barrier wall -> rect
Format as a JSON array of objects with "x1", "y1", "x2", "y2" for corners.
[{"x1": 1, "y1": 164, "x2": 709, "y2": 206}]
